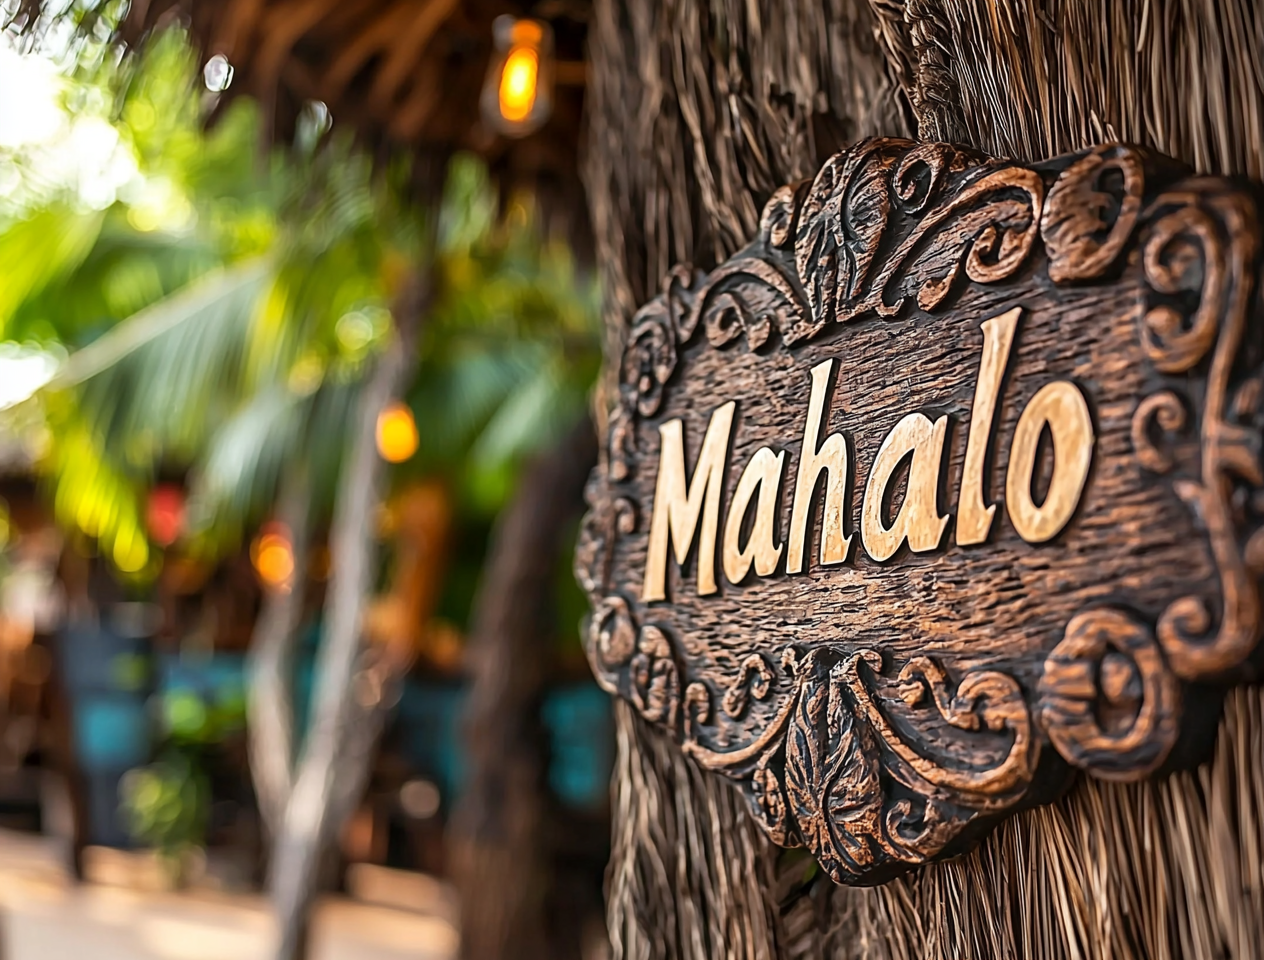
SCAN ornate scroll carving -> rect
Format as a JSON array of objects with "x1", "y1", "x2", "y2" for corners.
[
  {"x1": 793, "y1": 140, "x2": 1042, "y2": 328},
  {"x1": 693, "y1": 645, "x2": 1035, "y2": 884},
  {"x1": 1131, "y1": 391, "x2": 1187, "y2": 473},
  {"x1": 722, "y1": 654, "x2": 775, "y2": 718},
  {"x1": 1040, "y1": 144, "x2": 1146, "y2": 282},
  {"x1": 577, "y1": 137, "x2": 1264, "y2": 885},
  {"x1": 1139, "y1": 187, "x2": 1264, "y2": 680},
  {"x1": 1038, "y1": 609, "x2": 1179, "y2": 779},
  {"x1": 629, "y1": 625, "x2": 680, "y2": 728}
]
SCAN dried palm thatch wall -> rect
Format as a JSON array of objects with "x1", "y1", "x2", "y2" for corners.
[{"x1": 583, "y1": 1, "x2": 1264, "y2": 957}]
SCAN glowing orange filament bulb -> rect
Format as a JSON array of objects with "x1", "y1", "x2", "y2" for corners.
[{"x1": 498, "y1": 46, "x2": 539, "y2": 123}]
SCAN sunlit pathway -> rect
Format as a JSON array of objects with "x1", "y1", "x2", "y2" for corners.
[{"x1": 0, "y1": 831, "x2": 458, "y2": 960}]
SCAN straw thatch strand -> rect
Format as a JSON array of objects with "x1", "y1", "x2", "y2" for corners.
[
  {"x1": 883, "y1": 0, "x2": 1264, "y2": 177},
  {"x1": 610, "y1": 688, "x2": 1264, "y2": 960},
  {"x1": 582, "y1": 0, "x2": 913, "y2": 344},
  {"x1": 587, "y1": 1, "x2": 1264, "y2": 957}
]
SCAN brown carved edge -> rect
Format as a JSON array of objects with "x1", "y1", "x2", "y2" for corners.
[{"x1": 574, "y1": 138, "x2": 1264, "y2": 884}]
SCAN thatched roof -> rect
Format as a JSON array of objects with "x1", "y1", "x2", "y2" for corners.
[{"x1": 49, "y1": 0, "x2": 591, "y2": 211}]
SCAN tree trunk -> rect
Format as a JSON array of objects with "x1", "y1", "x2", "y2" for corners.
[
  {"x1": 451, "y1": 415, "x2": 598, "y2": 960},
  {"x1": 268, "y1": 265, "x2": 432, "y2": 960},
  {"x1": 585, "y1": 1, "x2": 1264, "y2": 958},
  {"x1": 247, "y1": 468, "x2": 310, "y2": 840}
]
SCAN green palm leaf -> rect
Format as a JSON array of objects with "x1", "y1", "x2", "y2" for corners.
[
  {"x1": 0, "y1": 206, "x2": 105, "y2": 338},
  {"x1": 63, "y1": 258, "x2": 271, "y2": 459}
]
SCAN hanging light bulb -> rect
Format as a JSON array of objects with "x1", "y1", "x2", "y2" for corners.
[
  {"x1": 500, "y1": 44, "x2": 540, "y2": 122},
  {"x1": 481, "y1": 16, "x2": 554, "y2": 137}
]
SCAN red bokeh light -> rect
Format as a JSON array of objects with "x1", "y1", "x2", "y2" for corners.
[{"x1": 146, "y1": 484, "x2": 186, "y2": 547}]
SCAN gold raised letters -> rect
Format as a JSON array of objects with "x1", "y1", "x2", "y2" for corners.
[
  {"x1": 722, "y1": 447, "x2": 786, "y2": 584},
  {"x1": 642, "y1": 401, "x2": 735, "y2": 601},
  {"x1": 861, "y1": 413, "x2": 950, "y2": 562},
  {"x1": 786, "y1": 359, "x2": 853, "y2": 573},
  {"x1": 639, "y1": 310, "x2": 1097, "y2": 597},
  {"x1": 957, "y1": 307, "x2": 1021, "y2": 546},
  {"x1": 1006, "y1": 381, "x2": 1094, "y2": 543}
]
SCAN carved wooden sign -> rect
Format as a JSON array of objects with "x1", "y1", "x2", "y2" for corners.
[{"x1": 576, "y1": 138, "x2": 1264, "y2": 885}]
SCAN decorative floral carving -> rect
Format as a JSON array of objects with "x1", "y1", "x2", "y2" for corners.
[
  {"x1": 605, "y1": 403, "x2": 637, "y2": 483},
  {"x1": 793, "y1": 141, "x2": 896, "y2": 330},
  {"x1": 1131, "y1": 390, "x2": 1188, "y2": 474},
  {"x1": 893, "y1": 142, "x2": 971, "y2": 211},
  {"x1": 1141, "y1": 199, "x2": 1228, "y2": 373},
  {"x1": 621, "y1": 268, "x2": 695, "y2": 416},
  {"x1": 880, "y1": 654, "x2": 1035, "y2": 803},
  {"x1": 1042, "y1": 143, "x2": 1146, "y2": 282},
  {"x1": 682, "y1": 682, "x2": 711, "y2": 739},
  {"x1": 874, "y1": 165, "x2": 1045, "y2": 316},
  {"x1": 749, "y1": 757, "x2": 798, "y2": 847},
  {"x1": 630, "y1": 625, "x2": 681, "y2": 729},
  {"x1": 791, "y1": 138, "x2": 1041, "y2": 327},
  {"x1": 784, "y1": 651, "x2": 889, "y2": 882},
  {"x1": 760, "y1": 182, "x2": 806, "y2": 249},
  {"x1": 722, "y1": 653, "x2": 775, "y2": 718},
  {"x1": 1139, "y1": 186, "x2": 1264, "y2": 680},
  {"x1": 684, "y1": 182, "x2": 819, "y2": 353},
  {"x1": 683, "y1": 646, "x2": 1036, "y2": 884},
  {"x1": 574, "y1": 485, "x2": 635, "y2": 596},
  {"x1": 588, "y1": 594, "x2": 637, "y2": 675},
  {"x1": 697, "y1": 258, "x2": 813, "y2": 350},
  {"x1": 1038, "y1": 608, "x2": 1179, "y2": 779}
]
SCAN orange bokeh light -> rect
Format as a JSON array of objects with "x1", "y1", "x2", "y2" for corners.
[
  {"x1": 376, "y1": 402, "x2": 419, "y2": 463},
  {"x1": 252, "y1": 524, "x2": 295, "y2": 590},
  {"x1": 498, "y1": 46, "x2": 539, "y2": 123}
]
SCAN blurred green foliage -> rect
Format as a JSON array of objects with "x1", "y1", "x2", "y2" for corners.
[
  {"x1": 120, "y1": 661, "x2": 248, "y2": 866},
  {"x1": 0, "y1": 28, "x2": 599, "y2": 587},
  {"x1": 121, "y1": 675, "x2": 247, "y2": 882},
  {"x1": 119, "y1": 749, "x2": 209, "y2": 880},
  {"x1": 161, "y1": 683, "x2": 248, "y2": 745},
  {"x1": 0, "y1": 17, "x2": 607, "y2": 889},
  {"x1": 0, "y1": 19, "x2": 601, "y2": 870}
]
